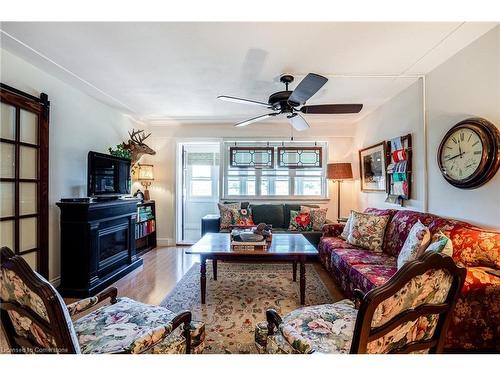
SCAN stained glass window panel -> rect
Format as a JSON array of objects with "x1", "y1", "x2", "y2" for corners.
[
  {"x1": 278, "y1": 147, "x2": 322, "y2": 168},
  {"x1": 230, "y1": 147, "x2": 274, "y2": 168}
]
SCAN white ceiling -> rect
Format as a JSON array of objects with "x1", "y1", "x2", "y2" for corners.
[{"x1": 0, "y1": 22, "x2": 497, "y2": 125}]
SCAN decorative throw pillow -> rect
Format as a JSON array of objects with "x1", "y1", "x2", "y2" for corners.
[
  {"x1": 230, "y1": 208, "x2": 255, "y2": 226},
  {"x1": 300, "y1": 206, "x2": 328, "y2": 231},
  {"x1": 289, "y1": 210, "x2": 313, "y2": 231},
  {"x1": 347, "y1": 211, "x2": 390, "y2": 252},
  {"x1": 340, "y1": 211, "x2": 354, "y2": 240},
  {"x1": 425, "y1": 231, "x2": 453, "y2": 257},
  {"x1": 397, "y1": 220, "x2": 431, "y2": 269},
  {"x1": 218, "y1": 202, "x2": 240, "y2": 230}
]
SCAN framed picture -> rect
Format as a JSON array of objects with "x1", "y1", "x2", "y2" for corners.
[{"x1": 359, "y1": 142, "x2": 387, "y2": 192}]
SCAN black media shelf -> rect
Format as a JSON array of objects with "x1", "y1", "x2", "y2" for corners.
[{"x1": 135, "y1": 200, "x2": 157, "y2": 255}]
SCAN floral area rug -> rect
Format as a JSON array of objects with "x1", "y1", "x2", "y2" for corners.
[{"x1": 160, "y1": 262, "x2": 337, "y2": 354}]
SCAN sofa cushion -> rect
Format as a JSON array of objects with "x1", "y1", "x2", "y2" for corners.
[
  {"x1": 331, "y1": 248, "x2": 396, "y2": 275},
  {"x1": 425, "y1": 230, "x2": 453, "y2": 257},
  {"x1": 349, "y1": 264, "x2": 398, "y2": 293},
  {"x1": 284, "y1": 204, "x2": 319, "y2": 228},
  {"x1": 347, "y1": 211, "x2": 390, "y2": 252},
  {"x1": 218, "y1": 202, "x2": 240, "y2": 230},
  {"x1": 230, "y1": 207, "x2": 254, "y2": 226},
  {"x1": 318, "y1": 237, "x2": 361, "y2": 271},
  {"x1": 288, "y1": 210, "x2": 313, "y2": 231},
  {"x1": 250, "y1": 204, "x2": 285, "y2": 228},
  {"x1": 383, "y1": 210, "x2": 436, "y2": 257},
  {"x1": 397, "y1": 221, "x2": 431, "y2": 269},
  {"x1": 429, "y1": 218, "x2": 500, "y2": 268},
  {"x1": 223, "y1": 201, "x2": 249, "y2": 209}
]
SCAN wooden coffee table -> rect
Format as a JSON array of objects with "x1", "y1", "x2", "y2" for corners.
[{"x1": 185, "y1": 233, "x2": 318, "y2": 305}]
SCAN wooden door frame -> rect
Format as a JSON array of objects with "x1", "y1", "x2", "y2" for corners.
[{"x1": 0, "y1": 83, "x2": 50, "y2": 278}]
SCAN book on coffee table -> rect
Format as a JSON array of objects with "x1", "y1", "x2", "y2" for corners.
[{"x1": 230, "y1": 240, "x2": 267, "y2": 251}]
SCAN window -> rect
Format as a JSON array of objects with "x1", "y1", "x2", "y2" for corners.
[
  {"x1": 187, "y1": 152, "x2": 219, "y2": 198},
  {"x1": 223, "y1": 142, "x2": 327, "y2": 199}
]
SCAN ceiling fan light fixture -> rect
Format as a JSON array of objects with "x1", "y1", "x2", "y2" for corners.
[{"x1": 218, "y1": 72, "x2": 364, "y2": 129}]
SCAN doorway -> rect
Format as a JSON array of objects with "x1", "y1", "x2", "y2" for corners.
[{"x1": 176, "y1": 142, "x2": 220, "y2": 244}]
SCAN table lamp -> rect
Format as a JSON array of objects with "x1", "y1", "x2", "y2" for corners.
[
  {"x1": 327, "y1": 162, "x2": 353, "y2": 220},
  {"x1": 137, "y1": 164, "x2": 154, "y2": 201}
]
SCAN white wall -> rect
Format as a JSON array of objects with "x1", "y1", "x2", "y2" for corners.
[
  {"x1": 145, "y1": 122, "x2": 357, "y2": 244},
  {"x1": 1, "y1": 49, "x2": 145, "y2": 281},
  {"x1": 426, "y1": 26, "x2": 500, "y2": 228},
  {"x1": 353, "y1": 80, "x2": 424, "y2": 212},
  {"x1": 353, "y1": 26, "x2": 500, "y2": 229}
]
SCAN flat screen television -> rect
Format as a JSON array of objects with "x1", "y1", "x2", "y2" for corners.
[{"x1": 87, "y1": 151, "x2": 131, "y2": 198}]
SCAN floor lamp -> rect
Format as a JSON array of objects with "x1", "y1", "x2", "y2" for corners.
[{"x1": 327, "y1": 162, "x2": 353, "y2": 220}]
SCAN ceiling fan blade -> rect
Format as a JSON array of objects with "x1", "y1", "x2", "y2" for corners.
[
  {"x1": 300, "y1": 104, "x2": 363, "y2": 114},
  {"x1": 218, "y1": 95, "x2": 272, "y2": 108},
  {"x1": 234, "y1": 113, "x2": 276, "y2": 127},
  {"x1": 287, "y1": 113, "x2": 310, "y2": 131},
  {"x1": 288, "y1": 73, "x2": 328, "y2": 106}
]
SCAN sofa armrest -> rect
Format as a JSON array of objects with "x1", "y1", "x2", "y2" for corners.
[
  {"x1": 321, "y1": 223, "x2": 345, "y2": 237},
  {"x1": 201, "y1": 214, "x2": 220, "y2": 235}
]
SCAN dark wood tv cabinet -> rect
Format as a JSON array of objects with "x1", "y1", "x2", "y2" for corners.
[{"x1": 56, "y1": 198, "x2": 143, "y2": 297}]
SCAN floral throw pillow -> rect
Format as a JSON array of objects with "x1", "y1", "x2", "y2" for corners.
[
  {"x1": 230, "y1": 208, "x2": 255, "y2": 226},
  {"x1": 289, "y1": 210, "x2": 313, "y2": 231},
  {"x1": 300, "y1": 206, "x2": 328, "y2": 231},
  {"x1": 218, "y1": 202, "x2": 240, "y2": 230},
  {"x1": 397, "y1": 220, "x2": 431, "y2": 269},
  {"x1": 347, "y1": 211, "x2": 390, "y2": 252},
  {"x1": 425, "y1": 231, "x2": 453, "y2": 257}
]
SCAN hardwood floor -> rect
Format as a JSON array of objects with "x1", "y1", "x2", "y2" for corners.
[{"x1": 0, "y1": 246, "x2": 343, "y2": 352}]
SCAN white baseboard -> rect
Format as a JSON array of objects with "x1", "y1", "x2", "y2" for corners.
[{"x1": 157, "y1": 237, "x2": 174, "y2": 247}]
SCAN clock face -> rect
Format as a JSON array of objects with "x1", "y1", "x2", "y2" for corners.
[{"x1": 440, "y1": 127, "x2": 483, "y2": 181}]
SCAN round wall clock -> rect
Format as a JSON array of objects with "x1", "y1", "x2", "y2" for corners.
[{"x1": 438, "y1": 117, "x2": 500, "y2": 189}]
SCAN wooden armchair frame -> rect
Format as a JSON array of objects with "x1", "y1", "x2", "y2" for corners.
[
  {"x1": 266, "y1": 252, "x2": 466, "y2": 354},
  {"x1": 0, "y1": 247, "x2": 192, "y2": 354}
]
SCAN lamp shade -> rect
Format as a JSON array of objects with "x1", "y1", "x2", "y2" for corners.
[
  {"x1": 327, "y1": 162, "x2": 353, "y2": 180},
  {"x1": 137, "y1": 164, "x2": 154, "y2": 181}
]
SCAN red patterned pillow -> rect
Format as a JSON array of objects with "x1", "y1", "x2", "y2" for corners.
[{"x1": 289, "y1": 210, "x2": 312, "y2": 231}]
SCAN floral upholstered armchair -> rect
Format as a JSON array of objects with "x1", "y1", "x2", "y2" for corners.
[
  {"x1": 255, "y1": 252, "x2": 466, "y2": 354},
  {"x1": 0, "y1": 247, "x2": 205, "y2": 354}
]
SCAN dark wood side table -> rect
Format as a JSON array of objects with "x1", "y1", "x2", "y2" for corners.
[{"x1": 185, "y1": 233, "x2": 318, "y2": 305}]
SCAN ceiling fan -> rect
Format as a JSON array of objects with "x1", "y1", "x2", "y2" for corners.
[{"x1": 218, "y1": 73, "x2": 363, "y2": 131}]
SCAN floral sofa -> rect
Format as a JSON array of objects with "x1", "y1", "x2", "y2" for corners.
[{"x1": 319, "y1": 208, "x2": 499, "y2": 351}]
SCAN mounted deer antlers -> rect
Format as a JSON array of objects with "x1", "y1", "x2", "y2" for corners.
[
  {"x1": 128, "y1": 129, "x2": 151, "y2": 145},
  {"x1": 122, "y1": 129, "x2": 156, "y2": 166}
]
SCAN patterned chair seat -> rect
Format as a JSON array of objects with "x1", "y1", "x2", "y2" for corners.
[
  {"x1": 256, "y1": 253, "x2": 466, "y2": 354},
  {"x1": 256, "y1": 300, "x2": 358, "y2": 354},
  {"x1": 74, "y1": 297, "x2": 203, "y2": 354}
]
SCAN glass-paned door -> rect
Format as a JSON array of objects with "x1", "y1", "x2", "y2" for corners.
[
  {"x1": 0, "y1": 85, "x2": 49, "y2": 277},
  {"x1": 177, "y1": 143, "x2": 220, "y2": 244}
]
